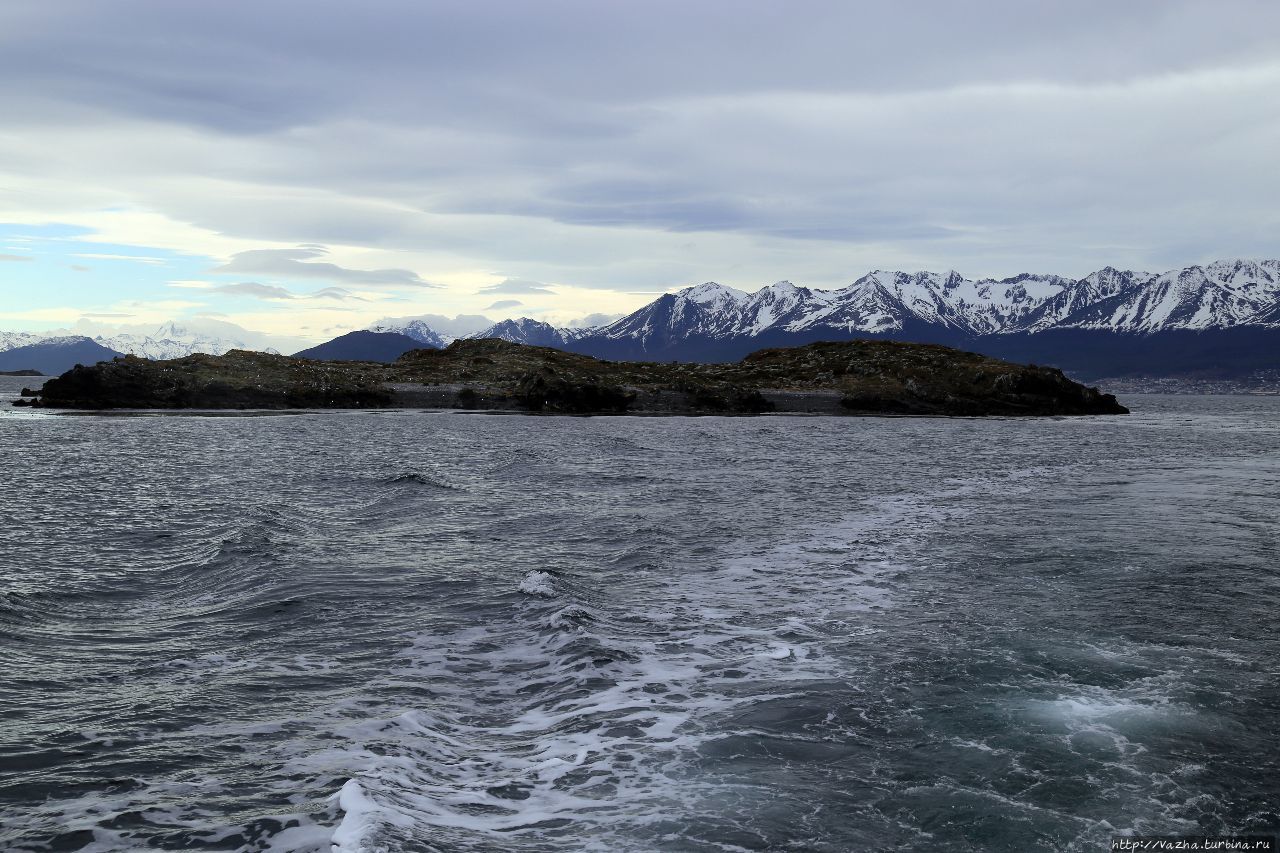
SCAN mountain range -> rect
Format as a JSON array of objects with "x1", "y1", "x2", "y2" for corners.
[
  {"x1": 0, "y1": 321, "x2": 274, "y2": 357},
  {"x1": 358, "y1": 258, "x2": 1280, "y2": 381},
  {"x1": 536, "y1": 259, "x2": 1280, "y2": 380},
  {"x1": 0, "y1": 337, "x2": 126, "y2": 376},
  {"x1": 4, "y1": 259, "x2": 1278, "y2": 381},
  {"x1": 292, "y1": 330, "x2": 426, "y2": 362},
  {"x1": 95, "y1": 322, "x2": 282, "y2": 360},
  {"x1": 0, "y1": 321, "x2": 287, "y2": 375},
  {"x1": 567, "y1": 259, "x2": 1279, "y2": 354}
]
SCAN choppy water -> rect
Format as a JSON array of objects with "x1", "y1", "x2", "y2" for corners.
[{"x1": 1, "y1": 376, "x2": 1278, "y2": 852}]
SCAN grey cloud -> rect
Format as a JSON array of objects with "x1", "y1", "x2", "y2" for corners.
[
  {"x1": 567, "y1": 312, "x2": 621, "y2": 328},
  {"x1": 210, "y1": 281, "x2": 294, "y2": 300},
  {"x1": 209, "y1": 281, "x2": 368, "y2": 301},
  {"x1": 0, "y1": 253, "x2": 32, "y2": 261},
  {"x1": 478, "y1": 278, "x2": 555, "y2": 295},
  {"x1": 70, "y1": 264, "x2": 90, "y2": 271},
  {"x1": 5, "y1": 2, "x2": 1280, "y2": 134},
  {"x1": 467, "y1": 190, "x2": 958, "y2": 242},
  {"x1": 2, "y1": 2, "x2": 1280, "y2": 292},
  {"x1": 485, "y1": 299, "x2": 523, "y2": 310},
  {"x1": 212, "y1": 247, "x2": 437, "y2": 287},
  {"x1": 309, "y1": 286, "x2": 366, "y2": 301}
]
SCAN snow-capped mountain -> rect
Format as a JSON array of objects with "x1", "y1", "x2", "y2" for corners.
[
  {"x1": 1013, "y1": 266, "x2": 1151, "y2": 332},
  {"x1": 366, "y1": 318, "x2": 446, "y2": 348},
  {"x1": 0, "y1": 321, "x2": 277, "y2": 359},
  {"x1": 367, "y1": 314, "x2": 497, "y2": 345},
  {"x1": 591, "y1": 271, "x2": 1096, "y2": 347},
  {"x1": 590, "y1": 285, "x2": 746, "y2": 351},
  {"x1": 1015, "y1": 259, "x2": 1280, "y2": 333},
  {"x1": 0, "y1": 330, "x2": 44, "y2": 353},
  {"x1": 469, "y1": 318, "x2": 592, "y2": 348},
  {"x1": 97, "y1": 322, "x2": 265, "y2": 359},
  {"x1": 568, "y1": 259, "x2": 1280, "y2": 377},
  {"x1": 842, "y1": 270, "x2": 1074, "y2": 335},
  {"x1": 588, "y1": 259, "x2": 1280, "y2": 350},
  {"x1": 0, "y1": 336, "x2": 125, "y2": 375},
  {"x1": 4, "y1": 259, "x2": 1276, "y2": 381}
]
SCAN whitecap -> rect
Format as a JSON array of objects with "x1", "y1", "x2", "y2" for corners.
[{"x1": 518, "y1": 570, "x2": 556, "y2": 597}]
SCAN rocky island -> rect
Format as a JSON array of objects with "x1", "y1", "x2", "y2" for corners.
[{"x1": 17, "y1": 338, "x2": 1127, "y2": 416}]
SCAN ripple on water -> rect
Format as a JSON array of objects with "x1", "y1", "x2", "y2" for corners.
[{"x1": 0, "y1": 401, "x2": 1277, "y2": 851}]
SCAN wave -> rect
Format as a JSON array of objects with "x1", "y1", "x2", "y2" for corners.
[{"x1": 320, "y1": 486, "x2": 979, "y2": 851}]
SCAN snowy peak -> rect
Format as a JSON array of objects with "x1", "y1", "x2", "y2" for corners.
[
  {"x1": 680, "y1": 282, "x2": 749, "y2": 307},
  {"x1": 4, "y1": 259, "x2": 1278, "y2": 367},
  {"x1": 589, "y1": 258, "x2": 1280, "y2": 352},
  {"x1": 748, "y1": 280, "x2": 819, "y2": 309},
  {"x1": 840, "y1": 270, "x2": 989, "y2": 333},
  {"x1": 1037, "y1": 258, "x2": 1280, "y2": 332},
  {"x1": 676, "y1": 282, "x2": 751, "y2": 327},
  {"x1": 1204, "y1": 257, "x2": 1280, "y2": 287},
  {"x1": 0, "y1": 330, "x2": 43, "y2": 353},
  {"x1": 367, "y1": 318, "x2": 446, "y2": 348},
  {"x1": 98, "y1": 323, "x2": 253, "y2": 359},
  {"x1": 758, "y1": 280, "x2": 801, "y2": 297},
  {"x1": 470, "y1": 318, "x2": 590, "y2": 348},
  {"x1": 739, "y1": 281, "x2": 828, "y2": 335},
  {"x1": 153, "y1": 321, "x2": 192, "y2": 340},
  {"x1": 598, "y1": 292, "x2": 717, "y2": 348},
  {"x1": 0, "y1": 321, "x2": 266, "y2": 359},
  {"x1": 1016, "y1": 267, "x2": 1148, "y2": 332}
]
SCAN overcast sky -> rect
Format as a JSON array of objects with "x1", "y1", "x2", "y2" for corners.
[{"x1": 2, "y1": 0, "x2": 1279, "y2": 344}]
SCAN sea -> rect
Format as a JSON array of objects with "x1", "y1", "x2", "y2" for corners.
[{"x1": 1, "y1": 375, "x2": 1277, "y2": 853}]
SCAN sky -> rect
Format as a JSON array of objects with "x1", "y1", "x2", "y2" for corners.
[{"x1": 2, "y1": 0, "x2": 1279, "y2": 347}]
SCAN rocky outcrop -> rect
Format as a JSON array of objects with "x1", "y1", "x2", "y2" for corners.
[
  {"x1": 514, "y1": 372, "x2": 636, "y2": 414},
  {"x1": 34, "y1": 352, "x2": 392, "y2": 409},
  {"x1": 26, "y1": 339, "x2": 1127, "y2": 416}
]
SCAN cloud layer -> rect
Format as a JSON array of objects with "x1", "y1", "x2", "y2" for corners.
[
  {"x1": 2, "y1": 1, "x2": 1279, "y2": 340},
  {"x1": 212, "y1": 247, "x2": 437, "y2": 287}
]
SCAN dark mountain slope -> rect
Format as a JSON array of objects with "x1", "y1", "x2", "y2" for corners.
[
  {"x1": 0, "y1": 337, "x2": 124, "y2": 375},
  {"x1": 292, "y1": 331, "x2": 432, "y2": 363}
]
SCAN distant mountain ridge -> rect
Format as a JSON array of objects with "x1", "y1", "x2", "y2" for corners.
[
  {"x1": 368, "y1": 315, "x2": 594, "y2": 349},
  {"x1": 0, "y1": 321, "x2": 277, "y2": 360},
  {"x1": 583, "y1": 259, "x2": 1280, "y2": 347},
  {"x1": 365, "y1": 319, "x2": 447, "y2": 348},
  {"x1": 0, "y1": 336, "x2": 125, "y2": 375},
  {"x1": 561, "y1": 258, "x2": 1280, "y2": 379},
  {"x1": 292, "y1": 331, "x2": 425, "y2": 363},
  {"x1": 96, "y1": 321, "x2": 281, "y2": 359},
  {"x1": 5, "y1": 259, "x2": 1279, "y2": 381},
  {"x1": 360, "y1": 259, "x2": 1280, "y2": 358},
  {"x1": 467, "y1": 318, "x2": 592, "y2": 348}
]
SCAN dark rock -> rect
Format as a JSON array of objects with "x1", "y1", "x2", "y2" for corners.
[
  {"x1": 30, "y1": 338, "x2": 1128, "y2": 416},
  {"x1": 514, "y1": 373, "x2": 635, "y2": 413},
  {"x1": 680, "y1": 384, "x2": 775, "y2": 413},
  {"x1": 35, "y1": 352, "x2": 392, "y2": 409}
]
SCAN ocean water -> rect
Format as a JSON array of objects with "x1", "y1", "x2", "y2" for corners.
[{"x1": 1, "y1": 376, "x2": 1278, "y2": 852}]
